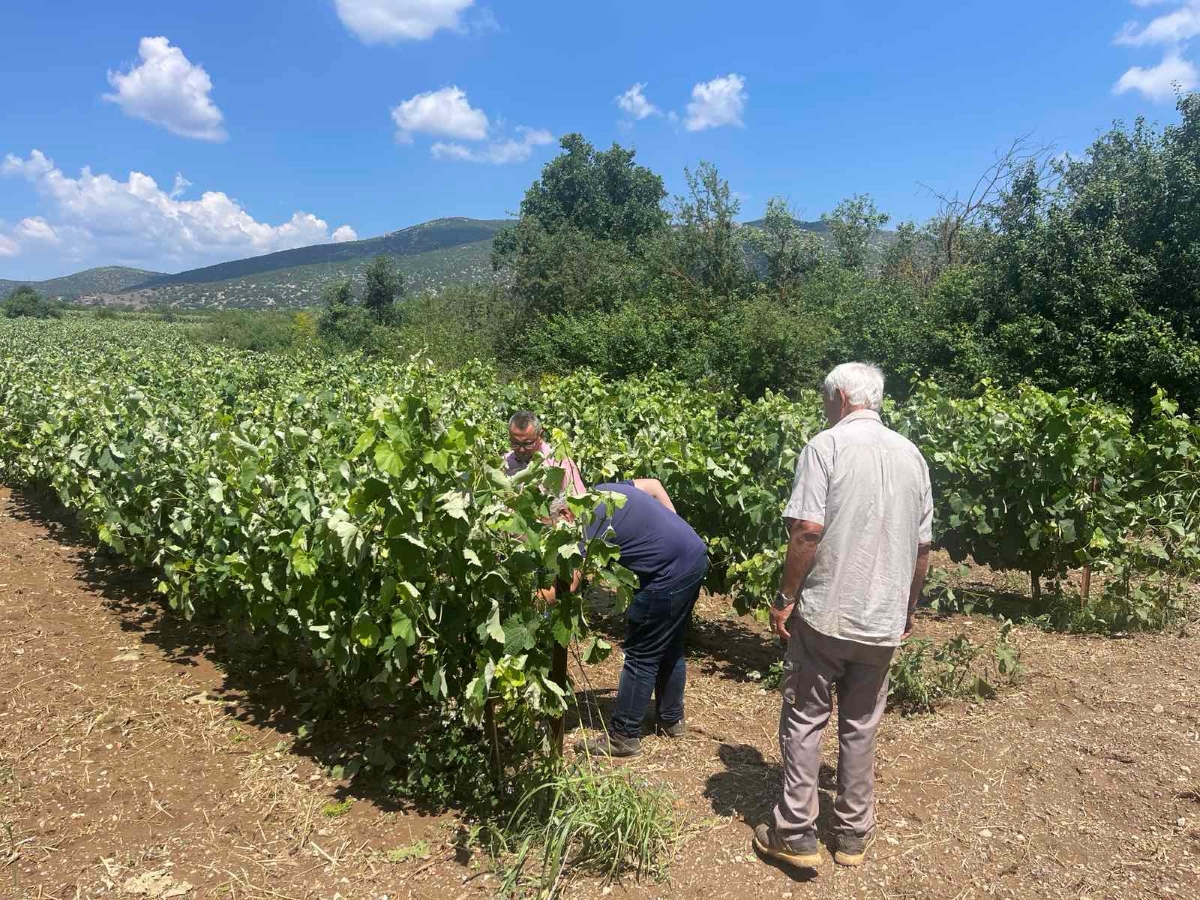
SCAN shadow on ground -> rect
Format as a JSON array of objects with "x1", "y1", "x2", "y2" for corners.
[
  {"x1": 705, "y1": 743, "x2": 844, "y2": 883},
  {"x1": 585, "y1": 589, "x2": 782, "y2": 683},
  {"x1": 6, "y1": 486, "x2": 424, "y2": 815}
]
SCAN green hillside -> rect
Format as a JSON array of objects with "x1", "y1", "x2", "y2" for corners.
[
  {"x1": 138, "y1": 217, "x2": 510, "y2": 290},
  {"x1": 62, "y1": 217, "x2": 511, "y2": 310},
  {"x1": 2, "y1": 216, "x2": 893, "y2": 311},
  {"x1": 131, "y1": 239, "x2": 499, "y2": 310},
  {"x1": 0, "y1": 266, "x2": 163, "y2": 300}
]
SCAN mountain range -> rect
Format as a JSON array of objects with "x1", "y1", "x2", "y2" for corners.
[
  {"x1": 0, "y1": 265, "x2": 164, "y2": 301},
  {"x1": 1, "y1": 216, "x2": 882, "y2": 310}
]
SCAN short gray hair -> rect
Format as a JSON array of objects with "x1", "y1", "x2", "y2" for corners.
[
  {"x1": 508, "y1": 410, "x2": 541, "y2": 431},
  {"x1": 823, "y1": 362, "x2": 885, "y2": 411}
]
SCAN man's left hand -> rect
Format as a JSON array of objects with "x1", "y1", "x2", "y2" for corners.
[{"x1": 770, "y1": 603, "x2": 794, "y2": 640}]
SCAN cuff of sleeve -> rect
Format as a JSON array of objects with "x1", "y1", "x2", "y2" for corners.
[{"x1": 783, "y1": 507, "x2": 826, "y2": 526}]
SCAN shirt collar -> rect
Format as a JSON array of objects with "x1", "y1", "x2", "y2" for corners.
[{"x1": 836, "y1": 409, "x2": 882, "y2": 428}]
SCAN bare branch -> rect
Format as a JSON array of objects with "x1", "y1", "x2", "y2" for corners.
[{"x1": 917, "y1": 134, "x2": 1053, "y2": 265}]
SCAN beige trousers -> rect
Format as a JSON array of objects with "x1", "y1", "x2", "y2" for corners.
[{"x1": 772, "y1": 618, "x2": 894, "y2": 840}]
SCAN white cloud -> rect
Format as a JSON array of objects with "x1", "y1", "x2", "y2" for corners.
[
  {"x1": 103, "y1": 37, "x2": 227, "y2": 142},
  {"x1": 335, "y1": 0, "x2": 476, "y2": 43},
  {"x1": 14, "y1": 217, "x2": 60, "y2": 245},
  {"x1": 393, "y1": 86, "x2": 551, "y2": 164},
  {"x1": 684, "y1": 74, "x2": 747, "y2": 132},
  {"x1": 1114, "y1": 51, "x2": 1198, "y2": 100},
  {"x1": 0, "y1": 149, "x2": 356, "y2": 271},
  {"x1": 391, "y1": 86, "x2": 489, "y2": 143},
  {"x1": 1116, "y1": 1, "x2": 1200, "y2": 46},
  {"x1": 430, "y1": 126, "x2": 554, "y2": 164},
  {"x1": 616, "y1": 83, "x2": 660, "y2": 120},
  {"x1": 332, "y1": 225, "x2": 359, "y2": 242},
  {"x1": 0, "y1": 233, "x2": 18, "y2": 258}
]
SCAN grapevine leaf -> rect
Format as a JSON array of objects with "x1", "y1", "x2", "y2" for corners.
[
  {"x1": 292, "y1": 550, "x2": 317, "y2": 577},
  {"x1": 486, "y1": 603, "x2": 505, "y2": 643},
  {"x1": 374, "y1": 442, "x2": 404, "y2": 477},
  {"x1": 353, "y1": 617, "x2": 382, "y2": 649}
]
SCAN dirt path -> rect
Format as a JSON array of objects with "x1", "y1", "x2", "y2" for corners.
[{"x1": 1, "y1": 485, "x2": 1197, "y2": 899}]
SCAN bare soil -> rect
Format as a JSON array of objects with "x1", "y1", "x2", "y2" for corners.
[{"x1": 1, "y1": 485, "x2": 1197, "y2": 900}]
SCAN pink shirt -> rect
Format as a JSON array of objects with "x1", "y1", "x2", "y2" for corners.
[{"x1": 503, "y1": 440, "x2": 585, "y2": 496}]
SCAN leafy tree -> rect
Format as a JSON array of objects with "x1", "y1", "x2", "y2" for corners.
[
  {"x1": 396, "y1": 284, "x2": 517, "y2": 367},
  {"x1": 318, "y1": 302, "x2": 376, "y2": 348},
  {"x1": 963, "y1": 94, "x2": 1200, "y2": 407},
  {"x1": 363, "y1": 255, "x2": 404, "y2": 324},
  {"x1": 746, "y1": 197, "x2": 825, "y2": 297},
  {"x1": 823, "y1": 194, "x2": 889, "y2": 271},
  {"x1": 493, "y1": 133, "x2": 667, "y2": 259},
  {"x1": 322, "y1": 278, "x2": 355, "y2": 308},
  {"x1": 3, "y1": 285, "x2": 61, "y2": 319},
  {"x1": 492, "y1": 134, "x2": 667, "y2": 322},
  {"x1": 881, "y1": 221, "x2": 932, "y2": 287},
  {"x1": 663, "y1": 161, "x2": 752, "y2": 300},
  {"x1": 192, "y1": 310, "x2": 302, "y2": 352}
]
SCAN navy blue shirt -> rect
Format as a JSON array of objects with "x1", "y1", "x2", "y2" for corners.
[{"x1": 584, "y1": 482, "x2": 708, "y2": 593}]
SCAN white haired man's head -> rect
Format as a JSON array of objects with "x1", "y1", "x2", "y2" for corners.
[{"x1": 822, "y1": 362, "x2": 884, "y2": 424}]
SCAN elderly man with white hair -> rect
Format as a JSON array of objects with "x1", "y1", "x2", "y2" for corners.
[{"x1": 753, "y1": 362, "x2": 933, "y2": 872}]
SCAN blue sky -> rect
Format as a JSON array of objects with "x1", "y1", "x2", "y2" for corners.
[{"x1": 1, "y1": 0, "x2": 1196, "y2": 279}]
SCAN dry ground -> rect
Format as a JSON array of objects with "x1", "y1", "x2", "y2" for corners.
[{"x1": 0, "y1": 485, "x2": 1197, "y2": 900}]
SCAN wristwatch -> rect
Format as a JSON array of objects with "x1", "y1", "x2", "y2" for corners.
[{"x1": 773, "y1": 590, "x2": 795, "y2": 611}]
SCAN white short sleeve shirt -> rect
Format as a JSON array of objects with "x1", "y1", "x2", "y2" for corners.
[{"x1": 784, "y1": 409, "x2": 933, "y2": 646}]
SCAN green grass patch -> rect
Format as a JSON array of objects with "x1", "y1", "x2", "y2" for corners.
[
  {"x1": 385, "y1": 840, "x2": 431, "y2": 863},
  {"x1": 495, "y1": 761, "x2": 680, "y2": 895},
  {"x1": 321, "y1": 798, "x2": 353, "y2": 818}
]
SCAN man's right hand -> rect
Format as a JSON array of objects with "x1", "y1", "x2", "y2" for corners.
[{"x1": 770, "y1": 602, "x2": 794, "y2": 641}]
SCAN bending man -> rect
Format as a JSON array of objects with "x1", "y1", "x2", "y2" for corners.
[
  {"x1": 544, "y1": 479, "x2": 706, "y2": 757},
  {"x1": 753, "y1": 363, "x2": 932, "y2": 871}
]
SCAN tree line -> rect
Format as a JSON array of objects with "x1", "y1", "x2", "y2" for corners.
[
  {"x1": 10, "y1": 92, "x2": 1200, "y2": 411},
  {"x1": 394, "y1": 92, "x2": 1200, "y2": 411}
]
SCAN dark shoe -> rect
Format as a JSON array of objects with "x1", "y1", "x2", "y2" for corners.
[
  {"x1": 657, "y1": 718, "x2": 687, "y2": 738},
  {"x1": 575, "y1": 733, "x2": 642, "y2": 758},
  {"x1": 641, "y1": 708, "x2": 687, "y2": 737},
  {"x1": 752, "y1": 824, "x2": 821, "y2": 870},
  {"x1": 833, "y1": 829, "x2": 876, "y2": 867}
]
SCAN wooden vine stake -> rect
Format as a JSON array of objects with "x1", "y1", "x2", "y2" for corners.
[
  {"x1": 1080, "y1": 477, "x2": 1098, "y2": 608},
  {"x1": 484, "y1": 697, "x2": 503, "y2": 788},
  {"x1": 548, "y1": 643, "x2": 568, "y2": 757}
]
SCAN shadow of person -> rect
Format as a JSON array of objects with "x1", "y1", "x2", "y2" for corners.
[{"x1": 704, "y1": 743, "x2": 839, "y2": 881}]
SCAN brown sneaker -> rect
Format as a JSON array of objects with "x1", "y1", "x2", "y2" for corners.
[
  {"x1": 575, "y1": 733, "x2": 642, "y2": 758},
  {"x1": 833, "y1": 829, "x2": 876, "y2": 867},
  {"x1": 752, "y1": 824, "x2": 821, "y2": 870}
]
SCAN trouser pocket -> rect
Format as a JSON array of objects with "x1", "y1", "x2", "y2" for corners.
[{"x1": 780, "y1": 615, "x2": 805, "y2": 706}]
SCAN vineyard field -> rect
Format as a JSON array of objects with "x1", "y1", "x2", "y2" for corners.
[
  {"x1": 1, "y1": 318, "x2": 1199, "y2": 896},
  {"x1": 0, "y1": 319, "x2": 1197, "y2": 744}
]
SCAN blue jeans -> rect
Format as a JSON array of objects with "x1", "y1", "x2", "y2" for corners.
[{"x1": 610, "y1": 558, "x2": 708, "y2": 738}]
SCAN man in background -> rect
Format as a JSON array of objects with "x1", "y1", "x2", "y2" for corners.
[
  {"x1": 505, "y1": 411, "x2": 585, "y2": 496},
  {"x1": 753, "y1": 362, "x2": 932, "y2": 871}
]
